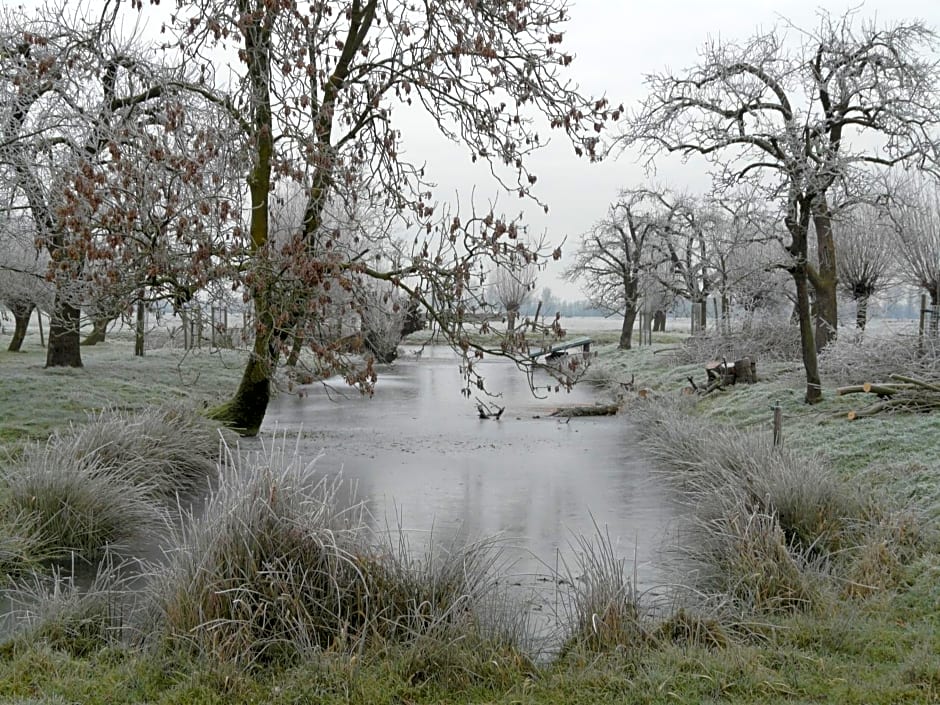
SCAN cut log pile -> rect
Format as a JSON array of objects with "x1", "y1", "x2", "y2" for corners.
[
  {"x1": 691, "y1": 357, "x2": 757, "y2": 395},
  {"x1": 835, "y1": 374, "x2": 940, "y2": 420}
]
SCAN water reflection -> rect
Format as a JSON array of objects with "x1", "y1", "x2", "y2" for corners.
[{"x1": 263, "y1": 347, "x2": 680, "y2": 593}]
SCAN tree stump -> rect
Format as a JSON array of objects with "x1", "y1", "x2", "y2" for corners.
[
  {"x1": 733, "y1": 357, "x2": 756, "y2": 384},
  {"x1": 704, "y1": 357, "x2": 758, "y2": 390}
]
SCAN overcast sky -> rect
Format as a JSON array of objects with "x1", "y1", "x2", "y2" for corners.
[
  {"x1": 395, "y1": 0, "x2": 940, "y2": 300},
  {"x1": 29, "y1": 0, "x2": 940, "y2": 300}
]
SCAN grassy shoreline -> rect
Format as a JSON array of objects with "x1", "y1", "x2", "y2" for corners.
[{"x1": 1, "y1": 329, "x2": 939, "y2": 703}]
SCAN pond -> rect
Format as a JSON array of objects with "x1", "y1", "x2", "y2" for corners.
[{"x1": 261, "y1": 346, "x2": 682, "y2": 619}]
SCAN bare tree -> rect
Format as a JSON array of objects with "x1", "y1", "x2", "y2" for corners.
[
  {"x1": 0, "y1": 214, "x2": 51, "y2": 351},
  {"x1": 565, "y1": 188, "x2": 669, "y2": 349},
  {"x1": 834, "y1": 203, "x2": 896, "y2": 330},
  {"x1": 889, "y1": 173, "x2": 940, "y2": 333},
  {"x1": 493, "y1": 261, "x2": 537, "y2": 333},
  {"x1": 359, "y1": 281, "x2": 410, "y2": 364},
  {"x1": 654, "y1": 194, "x2": 715, "y2": 334},
  {"x1": 619, "y1": 11, "x2": 940, "y2": 402}
]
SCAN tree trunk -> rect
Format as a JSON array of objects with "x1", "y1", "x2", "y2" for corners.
[
  {"x1": 7, "y1": 300, "x2": 34, "y2": 352},
  {"x1": 207, "y1": 328, "x2": 275, "y2": 436},
  {"x1": 653, "y1": 310, "x2": 666, "y2": 332},
  {"x1": 286, "y1": 322, "x2": 304, "y2": 367},
  {"x1": 855, "y1": 295, "x2": 869, "y2": 331},
  {"x1": 720, "y1": 293, "x2": 730, "y2": 334},
  {"x1": 793, "y1": 266, "x2": 821, "y2": 404},
  {"x1": 81, "y1": 317, "x2": 110, "y2": 346},
  {"x1": 208, "y1": 283, "x2": 279, "y2": 435},
  {"x1": 134, "y1": 291, "x2": 145, "y2": 357},
  {"x1": 619, "y1": 304, "x2": 638, "y2": 349},
  {"x1": 506, "y1": 306, "x2": 518, "y2": 334},
  {"x1": 811, "y1": 202, "x2": 838, "y2": 351},
  {"x1": 45, "y1": 296, "x2": 82, "y2": 368}
]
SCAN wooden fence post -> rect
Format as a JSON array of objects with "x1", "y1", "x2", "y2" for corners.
[{"x1": 773, "y1": 403, "x2": 783, "y2": 447}]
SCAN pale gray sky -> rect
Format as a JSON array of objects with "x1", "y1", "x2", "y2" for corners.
[
  {"x1": 22, "y1": 0, "x2": 940, "y2": 300},
  {"x1": 398, "y1": 0, "x2": 940, "y2": 299}
]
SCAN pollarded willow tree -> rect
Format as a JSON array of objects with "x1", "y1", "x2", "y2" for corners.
[
  {"x1": 564, "y1": 188, "x2": 671, "y2": 350},
  {"x1": 159, "y1": 0, "x2": 612, "y2": 434},
  {"x1": 617, "y1": 11, "x2": 940, "y2": 403},
  {"x1": 833, "y1": 202, "x2": 896, "y2": 330},
  {"x1": 889, "y1": 173, "x2": 940, "y2": 332},
  {"x1": 492, "y1": 260, "x2": 537, "y2": 334}
]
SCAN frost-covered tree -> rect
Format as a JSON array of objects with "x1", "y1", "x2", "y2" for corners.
[
  {"x1": 493, "y1": 261, "x2": 537, "y2": 334},
  {"x1": 889, "y1": 174, "x2": 940, "y2": 333},
  {"x1": 619, "y1": 12, "x2": 940, "y2": 401},
  {"x1": 834, "y1": 203, "x2": 896, "y2": 330},
  {"x1": 0, "y1": 1, "x2": 217, "y2": 367},
  {"x1": 152, "y1": 0, "x2": 612, "y2": 434},
  {"x1": 0, "y1": 215, "x2": 51, "y2": 351},
  {"x1": 565, "y1": 188, "x2": 671, "y2": 349}
]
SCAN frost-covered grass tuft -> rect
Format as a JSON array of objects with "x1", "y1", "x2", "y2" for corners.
[
  {"x1": 147, "y1": 437, "x2": 519, "y2": 668},
  {"x1": 0, "y1": 507, "x2": 52, "y2": 583},
  {"x1": 819, "y1": 329, "x2": 940, "y2": 385},
  {"x1": 46, "y1": 405, "x2": 223, "y2": 500},
  {"x1": 2, "y1": 554, "x2": 141, "y2": 656},
  {"x1": 0, "y1": 403, "x2": 221, "y2": 571},
  {"x1": 1, "y1": 445, "x2": 168, "y2": 562},
  {"x1": 634, "y1": 401, "x2": 926, "y2": 613},
  {"x1": 555, "y1": 520, "x2": 649, "y2": 654}
]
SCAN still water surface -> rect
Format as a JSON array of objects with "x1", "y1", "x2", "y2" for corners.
[{"x1": 262, "y1": 347, "x2": 681, "y2": 596}]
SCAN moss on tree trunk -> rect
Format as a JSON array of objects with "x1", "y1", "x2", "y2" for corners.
[{"x1": 207, "y1": 348, "x2": 271, "y2": 436}]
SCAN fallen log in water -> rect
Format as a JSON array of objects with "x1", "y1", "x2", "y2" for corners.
[
  {"x1": 476, "y1": 397, "x2": 505, "y2": 420},
  {"x1": 549, "y1": 403, "x2": 620, "y2": 418}
]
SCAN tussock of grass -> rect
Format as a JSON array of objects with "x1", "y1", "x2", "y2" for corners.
[
  {"x1": 0, "y1": 507, "x2": 51, "y2": 583},
  {"x1": 635, "y1": 401, "x2": 925, "y2": 613},
  {"x1": 148, "y1": 448, "x2": 367, "y2": 665},
  {"x1": 1, "y1": 448, "x2": 168, "y2": 562},
  {"x1": 46, "y1": 406, "x2": 224, "y2": 500},
  {"x1": 653, "y1": 607, "x2": 729, "y2": 649},
  {"x1": 0, "y1": 404, "x2": 221, "y2": 572},
  {"x1": 3, "y1": 555, "x2": 139, "y2": 656},
  {"x1": 147, "y1": 438, "x2": 519, "y2": 668},
  {"x1": 555, "y1": 521, "x2": 649, "y2": 654}
]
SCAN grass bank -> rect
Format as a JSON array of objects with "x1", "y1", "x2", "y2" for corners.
[
  {"x1": 1, "y1": 324, "x2": 940, "y2": 703},
  {"x1": 0, "y1": 334, "x2": 246, "y2": 446}
]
